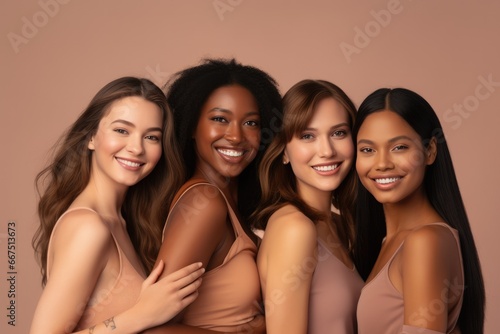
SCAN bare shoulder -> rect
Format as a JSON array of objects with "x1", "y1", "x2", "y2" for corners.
[
  {"x1": 168, "y1": 184, "x2": 228, "y2": 233},
  {"x1": 264, "y1": 204, "x2": 317, "y2": 243},
  {"x1": 402, "y1": 223, "x2": 459, "y2": 268},
  {"x1": 52, "y1": 208, "x2": 113, "y2": 248},
  {"x1": 173, "y1": 183, "x2": 228, "y2": 217},
  {"x1": 48, "y1": 208, "x2": 114, "y2": 278},
  {"x1": 405, "y1": 224, "x2": 457, "y2": 252}
]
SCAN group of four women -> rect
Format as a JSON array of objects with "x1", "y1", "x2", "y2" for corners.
[{"x1": 30, "y1": 59, "x2": 485, "y2": 334}]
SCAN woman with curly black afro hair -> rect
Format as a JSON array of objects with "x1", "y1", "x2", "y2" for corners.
[{"x1": 152, "y1": 59, "x2": 282, "y2": 333}]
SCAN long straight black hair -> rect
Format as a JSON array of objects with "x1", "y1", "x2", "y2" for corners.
[{"x1": 353, "y1": 88, "x2": 485, "y2": 334}]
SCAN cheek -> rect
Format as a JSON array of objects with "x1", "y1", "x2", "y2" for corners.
[
  {"x1": 248, "y1": 129, "x2": 261, "y2": 148},
  {"x1": 94, "y1": 133, "x2": 121, "y2": 152},
  {"x1": 150, "y1": 145, "x2": 163, "y2": 164},
  {"x1": 356, "y1": 157, "x2": 368, "y2": 174},
  {"x1": 339, "y1": 140, "x2": 354, "y2": 161},
  {"x1": 286, "y1": 144, "x2": 311, "y2": 165},
  {"x1": 399, "y1": 151, "x2": 426, "y2": 173}
]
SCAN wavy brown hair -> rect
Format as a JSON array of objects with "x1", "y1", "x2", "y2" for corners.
[
  {"x1": 251, "y1": 79, "x2": 357, "y2": 251},
  {"x1": 33, "y1": 77, "x2": 184, "y2": 285}
]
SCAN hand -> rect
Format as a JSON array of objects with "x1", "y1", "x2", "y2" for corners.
[{"x1": 133, "y1": 260, "x2": 204, "y2": 329}]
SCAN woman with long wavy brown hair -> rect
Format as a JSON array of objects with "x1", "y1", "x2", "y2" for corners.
[{"x1": 30, "y1": 77, "x2": 204, "y2": 334}]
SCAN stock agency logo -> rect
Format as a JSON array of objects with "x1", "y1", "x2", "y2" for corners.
[{"x1": 7, "y1": 0, "x2": 72, "y2": 54}]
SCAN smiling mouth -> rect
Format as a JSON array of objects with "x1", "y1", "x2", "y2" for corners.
[
  {"x1": 116, "y1": 158, "x2": 143, "y2": 167},
  {"x1": 312, "y1": 164, "x2": 339, "y2": 172},
  {"x1": 217, "y1": 148, "x2": 245, "y2": 157},
  {"x1": 375, "y1": 177, "x2": 401, "y2": 184}
]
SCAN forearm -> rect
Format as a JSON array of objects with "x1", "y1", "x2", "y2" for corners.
[
  {"x1": 31, "y1": 313, "x2": 145, "y2": 334},
  {"x1": 142, "y1": 315, "x2": 265, "y2": 334}
]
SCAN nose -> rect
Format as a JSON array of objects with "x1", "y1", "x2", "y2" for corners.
[
  {"x1": 319, "y1": 136, "x2": 336, "y2": 158},
  {"x1": 375, "y1": 150, "x2": 394, "y2": 171},
  {"x1": 225, "y1": 123, "x2": 242, "y2": 143},
  {"x1": 126, "y1": 135, "x2": 145, "y2": 155}
]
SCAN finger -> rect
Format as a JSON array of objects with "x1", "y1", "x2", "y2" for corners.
[
  {"x1": 176, "y1": 276, "x2": 203, "y2": 299},
  {"x1": 162, "y1": 262, "x2": 203, "y2": 283},
  {"x1": 177, "y1": 289, "x2": 199, "y2": 309},
  {"x1": 144, "y1": 260, "x2": 164, "y2": 286},
  {"x1": 168, "y1": 267, "x2": 205, "y2": 291}
]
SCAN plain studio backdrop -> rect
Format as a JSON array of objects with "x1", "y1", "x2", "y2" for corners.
[{"x1": 1, "y1": 1, "x2": 499, "y2": 333}]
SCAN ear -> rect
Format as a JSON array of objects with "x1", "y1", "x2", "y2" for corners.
[
  {"x1": 88, "y1": 136, "x2": 95, "y2": 150},
  {"x1": 425, "y1": 137, "x2": 437, "y2": 165},
  {"x1": 282, "y1": 149, "x2": 290, "y2": 165}
]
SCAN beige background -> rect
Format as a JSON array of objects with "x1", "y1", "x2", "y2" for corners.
[{"x1": 1, "y1": 0, "x2": 499, "y2": 333}]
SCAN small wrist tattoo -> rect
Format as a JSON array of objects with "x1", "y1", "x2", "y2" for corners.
[
  {"x1": 89, "y1": 325, "x2": 96, "y2": 333},
  {"x1": 103, "y1": 317, "x2": 117, "y2": 330}
]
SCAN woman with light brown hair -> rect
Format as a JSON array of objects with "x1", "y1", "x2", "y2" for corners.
[{"x1": 252, "y1": 79, "x2": 363, "y2": 333}]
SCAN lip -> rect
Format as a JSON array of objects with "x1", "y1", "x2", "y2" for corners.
[
  {"x1": 371, "y1": 175, "x2": 402, "y2": 189},
  {"x1": 115, "y1": 157, "x2": 145, "y2": 171},
  {"x1": 216, "y1": 147, "x2": 249, "y2": 164},
  {"x1": 311, "y1": 162, "x2": 342, "y2": 176}
]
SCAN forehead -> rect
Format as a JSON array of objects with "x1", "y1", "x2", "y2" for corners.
[
  {"x1": 203, "y1": 85, "x2": 258, "y2": 111},
  {"x1": 308, "y1": 98, "x2": 349, "y2": 125},
  {"x1": 100, "y1": 96, "x2": 163, "y2": 125},
  {"x1": 357, "y1": 110, "x2": 420, "y2": 140}
]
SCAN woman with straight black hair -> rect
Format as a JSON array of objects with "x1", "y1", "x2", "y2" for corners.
[{"x1": 354, "y1": 88, "x2": 485, "y2": 334}]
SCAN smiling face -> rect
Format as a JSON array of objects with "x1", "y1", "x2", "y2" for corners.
[
  {"x1": 88, "y1": 96, "x2": 163, "y2": 189},
  {"x1": 356, "y1": 110, "x2": 436, "y2": 205},
  {"x1": 193, "y1": 85, "x2": 261, "y2": 180},
  {"x1": 283, "y1": 97, "x2": 354, "y2": 200}
]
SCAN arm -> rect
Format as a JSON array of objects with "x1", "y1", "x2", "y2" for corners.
[
  {"x1": 401, "y1": 225, "x2": 460, "y2": 333},
  {"x1": 155, "y1": 184, "x2": 229, "y2": 280},
  {"x1": 258, "y1": 209, "x2": 317, "y2": 334},
  {"x1": 148, "y1": 185, "x2": 264, "y2": 334},
  {"x1": 30, "y1": 210, "x2": 205, "y2": 334}
]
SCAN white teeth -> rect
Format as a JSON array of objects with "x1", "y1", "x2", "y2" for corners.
[
  {"x1": 117, "y1": 158, "x2": 141, "y2": 167},
  {"x1": 375, "y1": 177, "x2": 401, "y2": 184},
  {"x1": 313, "y1": 164, "x2": 338, "y2": 171},
  {"x1": 218, "y1": 149, "x2": 244, "y2": 157}
]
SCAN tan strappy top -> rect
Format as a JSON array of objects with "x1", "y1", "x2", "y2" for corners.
[
  {"x1": 163, "y1": 180, "x2": 262, "y2": 332},
  {"x1": 308, "y1": 238, "x2": 364, "y2": 334},
  {"x1": 46, "y1": 208, "x2": 145, "y2": 330},
  {"x1": 356, "y1": 223, "x2": 464, "y2": 334}
]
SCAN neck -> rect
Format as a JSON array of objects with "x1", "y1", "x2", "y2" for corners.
[
  {"x1": 193, "y1": 165, "x2": 238, "y2": 202},
  {"x1": 79, "y1": 172, "x2": 128, "y2": 221},
  {"x1": 383, "y1": 187, "x2": 439, "y2": 238},
  {"x1": 297, "y1": 185, "x2": 333, "y2": 215}
]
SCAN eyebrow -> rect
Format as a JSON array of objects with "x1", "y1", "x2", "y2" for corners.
[
  {"x1": 209, "y1": 108, "x2": 260, "y2": 117},
  {"x1": 303, "y1": 122, "x2": 350, "y2": 132},
  {"x1": 357, "y1": 135, "x2": 414, "y2": 145},
  {"x1": 110, "y1": 119, "x2": 162, "y2": 132}
]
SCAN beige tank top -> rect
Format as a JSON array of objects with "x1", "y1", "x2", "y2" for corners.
[
  {"x1": 356, "y1": 223, "x2": 464, "y2": 334},
  {"x1": 47, "y1": 208, "x2": 144, "y2": 330},
  {"x1": 164, "y1": 180, "x2": 262, "y2": 332},
  {"x1": 308, "y1": 238, "x2": 364, "y2": 333}
]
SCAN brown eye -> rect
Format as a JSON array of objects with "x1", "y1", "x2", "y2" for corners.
[
  {"x1": 211, "y1": 117, "x2": 227, "y2": 123},
  {"x1": 114, "y1": 128, "x2": 128, "y2": 134}
]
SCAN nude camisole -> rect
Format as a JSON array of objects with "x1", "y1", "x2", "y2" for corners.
[
  {"x1": 356, "y1": 223, "x2": 464, "y2": 334},
  {"x1": 308, "y1": 238, "x2": 364, "y2": 334},
  {"x1": 164, "y1": 180, "x2": 262, "y2": 332},
  {"x1": 46, "y1": 207, "x2": 145, "y2": 331}
]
